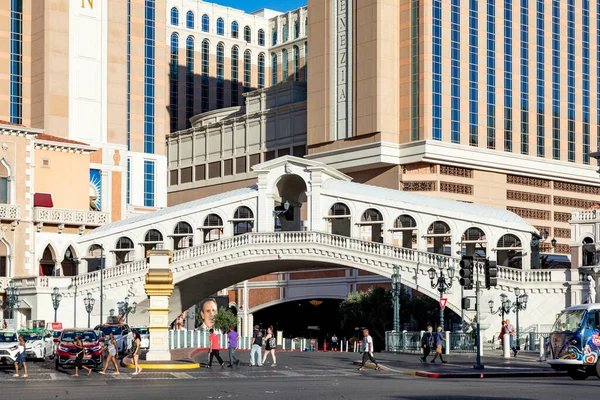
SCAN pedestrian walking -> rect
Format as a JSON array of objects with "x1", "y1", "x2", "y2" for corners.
[
  {"x1": 208, "y1": 328, "x2": 224, "y2": 367},
  {"x1": 227, "y1": 325, "x2": 240, "y2": 367},
  {"x1": 131, "y1": 331, "x2": 143, "y2": 375},
  {"x1": 249, "y1": 325, "x2": 263, "y2": 366},
  {"x1": 331, "y1": 334, "x2": 339, "y2": 352},
  {"x1": 13, "y1": 335, "x2": 28, "y2": 378},
  {"x1": 430, "y1": 326, "x2": 447, "y2": 363},
  {"x1": 358, "y1": 328, "x2": 380, "y2": 371},
  {"x1": 99, "y1": 332, "x2": 120, "y2": 375},
  {"x1": 261, "y1": 326, "x2": 277, "y2": 367},
  {"x1": 504, "y1": 319, "x2": 518, "y2": 357},
  {"x1": 73, "y1": 335, "x2": 92, "y2": 376},
  {"x1": 420, "y1": 326, "x2": 434, "y2": 363}
]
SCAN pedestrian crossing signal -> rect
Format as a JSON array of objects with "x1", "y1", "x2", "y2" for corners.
[
  {"x1": 485, "y1": 259, "x2": 498, "y2": 289},
  {"x1": 459, "y1": 256, "x2": 474, "y2": 290}
]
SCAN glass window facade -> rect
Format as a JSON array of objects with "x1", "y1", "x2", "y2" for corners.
[
  {"x1": 170, "y1": 7, "x2": 178, "y2": 26},
  {"x1": 244, "y1": 26, "x2": 251, "y2": 43},
  {"x1": 551, "y1": 0, "x2": 560, "y2": 160},
  {"x1": 293, "y1": 45, "x2": 300, "y2": 80},
  {"x1": 201, "y1": 39, "x2": 209, "y2": 112},
  {"x1": 504, "y1": 0, "x2": 513, "y2": 152},
  {"x1": 232, "y1": 21, "x2": 238, "y2": 38},
  {"x1": 186, "y1": 36, "x2": 194, "y2": 127},
  {"x1": 217, "y1": 17, "x2": 224, "y2": 36},
  {"x1": 244, "y1": 50, "x2": 251, "y2": 91},
  {"x1": 10, "y1": 0, "x2": 22, "y2": 124},
  {"x1": 186, "y1": 11, "x2": 194, "y2": 29},
  {"x1": 143, "y1": 161, "x2": 155, "y2": 207},
  {"x1": 283, "y1": 23, "x2": 289, "y2": 42},
  {"x1": 258, "y1": 53, "x2": 265, "y2": 89},
  {"x1": 535, "y1": 0, "x2": 544, "y2": 157},
  {"x1": 567, "y1": 0, "x2": 575, "y2": 162},
  {"x1": 469, "y1": 0, "x2": 478, "y2": 147},
  {"x1": 272, "y1": 28, "x2": 277, "y2": 46},
  {"x1": 258, "y1": 29, "x2": 265, "y2": 46},
  {"x1": 582, "y1": 0, "x2": 591, "y2": 164},
  {"x1": 282, "y1": 49, "x2": 289, "y2": 82},
  {"x1": 486, "y1": 0, "x2": 496, "y2": 149},
  {"x1": 217, "y1": 42, "x2": 224, "y2": 108},
  {"x1": 127, "y1": 0, "x2": 131, "y2": 150},
  {"x1": 126, "y1": 158, "x2": 131, "y2": 205},
  {"x1": 411, "y1": 0, "x2": 419, "y2": 141},
  {"x1": 432, "y1": 0, "x2": 442, "y2": 141},
  {"x1": 169, "y1": 33, "x2": 179, "y2": 133},
  {"x1": 295, "y1": 20, "x2": 300, "y2": 39},
  {"x1": 520, "y1": 0, "x2": 529, "y2": 155},
  {"x1": 232, "y1": 46, "x2": 239, "y2": 106},
  {"x1": 450, "y1": 0, "x2": 460, "y2": 144},
  {"x1": 144, "y1": 0, "x2": 155, "y2": 154},
  {"x1": 272, "y1": 53, "x2": 278, "y2": 85},
  {"x1": 202, "y1": 14, "x2": 209, "y2": 32}
]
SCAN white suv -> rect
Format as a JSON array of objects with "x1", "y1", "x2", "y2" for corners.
[
  {"x1": 19, "y1": 328, "x2": 55, "y2": 360},
  {"x1": 0, "y1": 330, "x2": 20, "y2": 363}
]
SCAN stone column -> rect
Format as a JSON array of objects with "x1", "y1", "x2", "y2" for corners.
[{"x1": 144, "y1": 250, "x2": 175, "y2": 361}]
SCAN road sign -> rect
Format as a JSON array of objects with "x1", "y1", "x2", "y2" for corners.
[
  {"x1": 440, "y1": 298, "x2": 448, "y2": 311},
  {"x1": 51, "y1": 322, "x2": 63, "y2": 330}
]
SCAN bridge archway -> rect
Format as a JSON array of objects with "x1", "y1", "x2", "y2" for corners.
[{"x1": 273, "y1": 173, "x2": 307, "y2": 232}]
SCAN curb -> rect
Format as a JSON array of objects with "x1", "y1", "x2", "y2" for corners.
[{"x1": 412, "y1": 370, "x2": 567, "y2": 379}]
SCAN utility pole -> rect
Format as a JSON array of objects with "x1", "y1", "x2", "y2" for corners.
[{"x1": 473, "y1": 267, "x2": 484, "y2": 370}]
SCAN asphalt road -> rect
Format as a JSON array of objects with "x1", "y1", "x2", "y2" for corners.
[{"x1": 0, "y1": 352, "x2": 599, "y2": 400}]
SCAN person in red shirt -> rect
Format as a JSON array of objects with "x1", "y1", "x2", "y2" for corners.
[{"x1": 208, "y1": 329, "x2": 224, "y2": 368}]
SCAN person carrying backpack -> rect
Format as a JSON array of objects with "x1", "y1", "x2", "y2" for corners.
[
  {"x1": 420, "y1": 326, "x2": 434, "y2": 363},
  {"x1": 261, "y1": 326, "x2": 277, "y2": 367}
]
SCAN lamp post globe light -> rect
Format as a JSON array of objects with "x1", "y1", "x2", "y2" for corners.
[
  {"x1": 95, "y1": 245, "x2": 105, "y2": 326},
  {"x1": 427, "y1": 256, "x2": 455, "y2": 330},
  {"x1": 513, "y1": 287, "x2": 528, "y2": 350},
  {"x1": 117, "y1": 296, "x2": 137, "y2": 323},
  {"x1": 51, "y1": 287, "x2": 62, "y2": 323},
  {"x1": 83, "y1": 292, "x2": 95, "y2": 328},
  {"x1": 6, "y1": 279, "x2": 21, "y2": 319},
  {"x1": 391, "y1": 265, "x2": 401, "y2": 332},
  {"x1": 488, "y1": 293, "x2": 512, "y2": 321}
]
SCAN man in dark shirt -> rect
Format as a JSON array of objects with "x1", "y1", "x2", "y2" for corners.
[{"x1": 250, "y1": 325, "x2": 263, "y2": 366}]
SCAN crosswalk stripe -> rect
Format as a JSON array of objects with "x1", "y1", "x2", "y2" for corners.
[{"x1": 170, "y1": 372, "x2": 194, "y2": 379}]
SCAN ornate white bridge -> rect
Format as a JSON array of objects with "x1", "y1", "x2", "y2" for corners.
[{"x1": 9, "y1": 156, "x2": 586, "y2": 338}]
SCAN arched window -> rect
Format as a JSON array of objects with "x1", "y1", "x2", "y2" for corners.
[
  {"x1": 392, "y1": 215, "x2": 417, "y2": 249},
  {"x1": 202, "y1": 14, "x2": 210, "y2": 32},
  {"x1": 282, "y1": 49, "x2": 288, "y2": 82},
  {"x1": 186, "y1": 11, "x2": 194, "y2": 29},
  {"x1": 462, "y1": 227, "x2": 487, "y2": 259},
  {"x1": 115, "y1": 237, "x2": 134, "y2": 265},
  {"x1": 258, "y1": 53, "x2": 265, "y2": 89},
  {"x1": 169, "y1": 33, "x2": 179, "y2": 132},
  {"x1": 358, "y1": 208, "x2": 383, "y2": 243},
  {"x1": 60, "y1": 246, "x2": 78, "y2": 276},
  {"x1": 217, "y1": 42, "x2": 224, "y2": 108},
  {"x1": 0, "y1": 240, "x2": 8, "y2": 276},
  {"x1": 185, "y1": 36, "x2": 194, "y2": 125},
  {"x1": 143, "y1": 229, "x2": 164, "y2": 253},
  {"x1": 173, "y1": 221, "x2": 194, "y2": 249},
  {"x1": 329, "y1": 203, "x2": 351, "y2": 217},
  {"x1": 201, "y1": 39, "x2": 209, "y2": 112},
  {"x1": 283, "y1": 23, "x2": 289, "y2": 42},
  {"x1": 244, "y1": 26, "x2": 251, "y2": 43},
  {"x1": 0, "y1": 161, "x2": 9, "y2": 204},
  {"x1": 272, "y1": 28, "x2": 277, "y2": 46},
  {"x1": 231, "y1": 21, "x2": 239, "y2": 38},
  {"x1": 293, "y1": 45, "x2": 300, "y2": 80},
  {"x1": 244, "y1": 50, "x2": 251, "y2": 91},
  {"x1": 216, "y1": 17, "x2": 224, "y2": 35},
  {"x1": 233, "y1": 206, "x2": 254, "y2": 235},
  {"x1": 271, "y1": 53, "x2": 278, "y2": 85},
  {"x1": 497, "y1": 234, "x2": 523, "y2": 269},
  {"x1": 583, "y1": 237, "x2": 596, "y2": 267},
  {"x1": 203, "y1": 214, "x2": 223, "y2": 242},
  {"x1": 327, "y1": 203, "x2": 352, "y2": 236},
  {"x1": 170, "y1": 7, "x2": 179, "y2": 25},
  {"x1": 427, "y1": 221, "x2": 451, "y2": 235},
  {"x1": 426, "y1": 221, "x2": 451, "y2": 255},
  {"x1": 361, "y1": 209, "x2": 383, "y2": 222},
  {"x1": 463, "y1": 227, "x2": 486, "y2": 242},
  {"x1": 231, "y1": 46, "x2": 239, "y2": 106},
  {"x1": 86, "y1": 244, "x2": 103, "y2": 273},
  {"x1": 258, "y1": 29, "x2": 265, "y2": 46},
  {"x1": 40, "y1": 245, "x2": 56, "y2": 276},
  {"x1": 294, "y1": 19, "x2": 300, "y2": 38}
]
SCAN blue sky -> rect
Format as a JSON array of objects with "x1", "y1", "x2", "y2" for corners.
[{"x1": 210, "y1": 0, "x2": 307, "y2": 13}]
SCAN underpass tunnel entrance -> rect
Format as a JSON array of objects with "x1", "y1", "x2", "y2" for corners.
[{"x1": 253, "y1": 298, "x2": 343, "y2": 350}]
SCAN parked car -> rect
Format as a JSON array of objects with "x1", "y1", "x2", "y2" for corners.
[
  {"x1": 0, "y1": 330, "x2": 19, "y2": 364},
  {"x1": 94, "y1": 324, "x2": 132, "y2": 353},
  {"x1": 18, "y1": 328, "x2": 54, "y2": 360},
  {"x1": 55, "y1": 329, "x2": 104, "y2": 371},
  {"x1": 132, "y1": 327, "x2": 150, "y2": 349}
]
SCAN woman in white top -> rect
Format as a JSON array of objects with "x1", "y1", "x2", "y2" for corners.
[
  {"x1": 99, "y1": 332, "x2": 120, "y2": 375},
  {"x1": 14, "y1": 335, "x2": 28, "y2": 377}
]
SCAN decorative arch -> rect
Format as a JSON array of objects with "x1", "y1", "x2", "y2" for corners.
[
  {"x1": 86, "y1": 244, "x2": 103, "y2": 272},
  {"x1": 496, "y1": 233, "x2": 523, "y2": 269},
  {"x1": 202, "y1": 213, "x2": 224, "y2": 242},
  {"x1": 358, "y1": 208, "x2": 384, "y2": 243},
  {"x1": 392, "y1": 214, "x2": 418, "y2": 249},
  {"x1": 143, "y1": 228, "x2": 164, "y2": 254},
  {"x1": 248, "y1": 294, "x2": 348, "y2": 314},
  {"x1": 173, "y1": 220, "x2": 194, "y2": 250},
  {"x1": 39, "y1": 243, "x2": 57, "y2": 276},
  {"x1": 114, "y1": 236, "x2": 135, "y2": 265},
  {"x1": 582, "y1": 236, "x2": 596, "y2": 267},
  {"x1": 61, "y1": 245, "x2": 78, "y2": 276},
  {"x1": 461, "y1": 227, "x2": 488, "y2": 259},
  {"x1": 272, "y1": 172, "x2": 309, "y2": 232},
  {"x1": 326, "y1": 202, "x2": 351, "y2": 237},
  {"x1": 233, "y1": 206, "x2": 254, "y2": 236},
  {"x1": 425, "y1": 220, "x2": 452, "y2": 255},
  {"x1": 0, "y1": 157, "x2": 14, "y2": 204},
  {"x1": 0, "y1": 238, "x2": 10, "y2": 277}
]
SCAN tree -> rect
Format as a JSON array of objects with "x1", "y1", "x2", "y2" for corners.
[
  {"x1": 212, "y1": 307, "x2": 238, "y2": 333},
  {"x1": 339, "y1": 287, "x2": 391, "y2": 350}
]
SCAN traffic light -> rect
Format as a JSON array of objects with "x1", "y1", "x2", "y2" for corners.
[
  {"x1": 459, "y1": 256, "x2": 474, "y2": 290},
  {"x1": 461, "y1": 297, "x2": 471, "y2": 310},
  {"x1": 485, "y1": 259, "x2": 498, "y2": 289}
]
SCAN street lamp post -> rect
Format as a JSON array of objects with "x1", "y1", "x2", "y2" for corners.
[
  {"x1": 83, "y1": 292, "x2": 95, "y2": 328},
  {"x1": 5, "y1": 280, "x2": 21, "y2": 320},
  {"x1": 513, "y1": 287, "x2": 528, "y2": 350},
  {"x1": 117, "y1": 296, "x2": 137, "y2": 323},
  {"x1": 391, "y1": 265, "x2": 401, "y2": 332},
  {"x1": 427, "y1": 257, "x2": 455, "y2": 330},
  {"x1": 96, "y1": 246, "x2": 105, "y2": 325},
  {"x1": 51, "y1": 287, "x2": 62, "y2": 323},
  {"x1": 488, "y1": 293, "x2": 512, "y2": 321}
]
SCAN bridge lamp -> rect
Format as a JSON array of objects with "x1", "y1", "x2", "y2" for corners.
[
  {"x1": 83, "y1": 292, "x2": 95, "y2": 328},
  {"x1": 51, "y1": 287, "x2": 62, "y2": 323},
  {"x1": 391, "y1": 265, "x2": 401, "y2": 333},
  {"x1": 6, "y1": 280, "x2": 21, "y2": 318}
]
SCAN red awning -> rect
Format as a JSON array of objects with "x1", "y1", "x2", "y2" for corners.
[{"x1": 34, "y1": 193, "x2": 54, "y2": 208}]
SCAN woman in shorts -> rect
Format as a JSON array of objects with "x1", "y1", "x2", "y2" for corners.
[
  {"x1": 99, "y1": 332, "x2": 120, "y2": 375},
  {"x1": 261, "y1": 326, "x2": 277, "y2": 367},
  {"x1": 13, "y1": 335, "x2": 28, "y2": 378},
  {"x1": 73, "y1": 334, "x2": 92, "y2": 376}
]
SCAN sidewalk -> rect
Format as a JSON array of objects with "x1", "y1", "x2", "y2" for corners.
[{"x1": 354, "y1": 351, "x2": 566, "y2": 379}]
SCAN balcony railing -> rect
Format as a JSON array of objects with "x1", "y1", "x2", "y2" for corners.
[
  {"x1": 0, "y1": 204, "x2": 19, "y2": 221},
  {"x1": 33, "y1": 207, "x2": 109, "y2": 227},
  {"x1": 571, "y1": 209, "x2": 600, "y2": 222}
]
